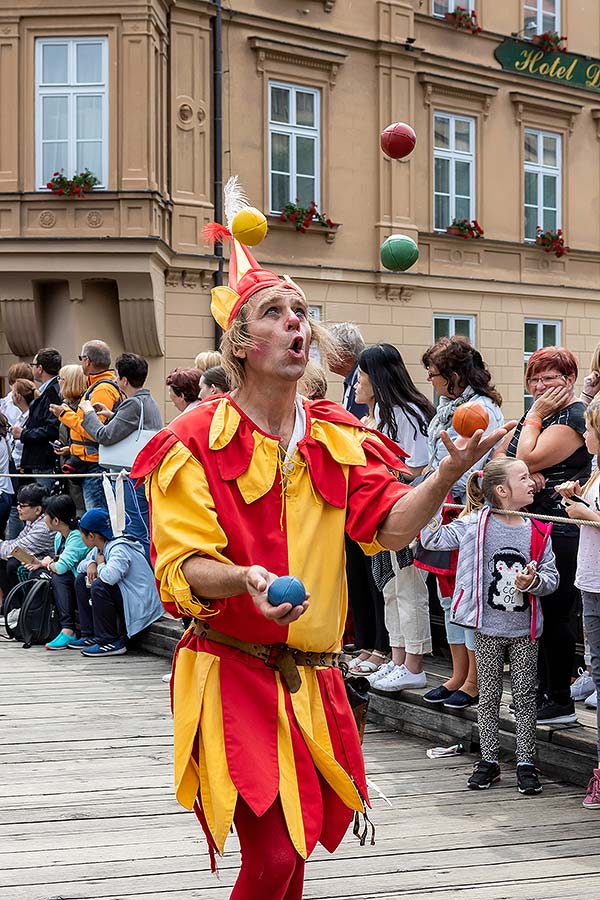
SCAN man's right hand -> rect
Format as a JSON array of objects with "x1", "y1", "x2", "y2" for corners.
[
  {"x1": 245, "y1": 565, "x2": 308, "y2": 626},
  {"x1": 437, "y1": 421, "x2": 518, "y2": 485}
]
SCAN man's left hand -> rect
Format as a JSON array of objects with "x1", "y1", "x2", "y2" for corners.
[
  {"x1": 437, "y1": 420, "x2": 518, "y2": 484},
  {"x1": 49, "y1": 403, "x2": 69, "y2": 418}
]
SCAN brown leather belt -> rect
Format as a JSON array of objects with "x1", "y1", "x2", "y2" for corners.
[{"x1": 193, "y1": 621, "x2": 341, "y2": 693}]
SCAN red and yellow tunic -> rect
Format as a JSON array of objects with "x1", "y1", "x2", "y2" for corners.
[{"x1": 132, "y1": 396, "x2": 410, "y2": 861}]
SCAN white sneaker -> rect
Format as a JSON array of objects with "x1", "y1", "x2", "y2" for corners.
[
  {"x1": 366, "y1": 661, "x2": 395, "y2": 686},
  {"x1": 162, "y1": 673, "x2": 172, "y2": 683},
  {"x1": 375, "y1": 664, "x2": 427, "y2": 692},
  {"x1": 585, "y1": 690, "x2": 598, "y2": 709},
  {"x1": 571, "y1": 668, "x2": 595, "y2": 701}
]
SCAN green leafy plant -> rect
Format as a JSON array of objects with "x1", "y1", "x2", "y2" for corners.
[
  {"x1": 445, "y1": 6, "x2": 482, "y2": 34},
  {"x1": 279, "y1": 200, "x2": 335, "y2": 233},
  {"x1": 448, "y1": 218, "x2": 484, "y2": 239},
  {"x1": 46, "y1": 169, "x2": 100, "y2": 197},
  {"x1": 536, "y1": 226, "x2": 569, "y2": 258}
]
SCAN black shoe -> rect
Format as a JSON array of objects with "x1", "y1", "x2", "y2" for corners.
[
  {"x1": 423, "y1": 685, "x2": 454, "y2": 704},
  {"x1": 517, "y1": 764, "x2": 542, "y2": 795},
  {"x1": 342, "y1": 643, "x2": 356, "y2": 654},
  {"x1": 536, "y1": 699, "x2": 577, "y2": 725},
  {"x1": 443, "y1": 689, "x2": 479, "y2": 709},
  {"x1": 468, "y1": 760, "x2": 501, "y2": 790}
]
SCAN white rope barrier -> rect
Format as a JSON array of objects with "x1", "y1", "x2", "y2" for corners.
[{"x1": 443, "y1": 502, "x2": 600, "y2": 529}]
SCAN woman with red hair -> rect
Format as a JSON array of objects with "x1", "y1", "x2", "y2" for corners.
[{"x1": 498, "y1": 347, "x2": 592, "y2": 726}]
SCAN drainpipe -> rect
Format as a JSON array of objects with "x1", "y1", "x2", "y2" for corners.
[{"x1": 212, "y1": 0, "x2": 224, "y2": 347}]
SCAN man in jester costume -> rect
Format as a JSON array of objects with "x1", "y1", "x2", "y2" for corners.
[{"x1": 131, "y1": 181, "x2": 509, "y2": 899}]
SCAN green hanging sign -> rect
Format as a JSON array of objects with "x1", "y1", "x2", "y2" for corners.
[{"x1": 494, "y1": 38, "x2": 600, "y2": 94}]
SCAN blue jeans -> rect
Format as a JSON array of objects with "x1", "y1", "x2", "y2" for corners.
[
  {"x1": 122, "y1": 478, "x2": 150, "y2": 560},
  {"x1": 439, "y1": 593, "x2": 476, "y2": 651},
  {"x1": 0, "y1": 492, "x2": 12, "y2": 537},
  {"x1": 5, "y1": 504, "x2": 23, "y2": 540},
  {"x1": 582, "y1": 590, "x2": 600, "y2": 757},
  {"x1": 83, "y1": 466, "x2": 108, "y2": 511}
]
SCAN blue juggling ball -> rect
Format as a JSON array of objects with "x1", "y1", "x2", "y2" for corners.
[{"x1": 268, "y1": 576, "x2": 307, "y2": 608}]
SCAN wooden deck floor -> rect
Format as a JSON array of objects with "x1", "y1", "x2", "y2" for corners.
[{"x1": 2, "y1": 641, "x2": 600, "y2": 900}]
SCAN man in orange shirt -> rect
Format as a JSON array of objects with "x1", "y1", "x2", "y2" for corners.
[{"x1": 50, "y1": 340, "x2": 121, "y2": 510}]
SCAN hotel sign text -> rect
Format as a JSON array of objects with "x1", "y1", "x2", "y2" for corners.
[{"x1": 495, "y1": 39, "x2": 600, "y2": 93}]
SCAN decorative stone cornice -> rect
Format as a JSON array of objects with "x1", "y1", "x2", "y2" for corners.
[
  {"x1": 249, "y1": 36, "x2": 347, "y2": 88},
  {"x1": 418, "y1": 72, "x2": 498, "y2": 118},
  {"x1": 375, "y1": 284, "x2": 413, "y2": 304},
  {"x1": 591, "y1": 109, "x2": 600, "y2": 141},
  {"x1": 165, "y1": 268, "x2": 213, "y2": 290},
  {"x1": 510, "y1": 91, "x2": 583, "y2": 133}
]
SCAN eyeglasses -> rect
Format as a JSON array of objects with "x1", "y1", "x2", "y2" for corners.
[
  {"x1": 78, "y1": 355, "x2": 88, "y2": 361},
  {"x1": 16, "y1": 503, "x2": 31, "y2": 509},
  {"x1": 426, "y1": 369, "x2": 443, "y2": 380},
  {"x1": 526, "y1": 374, "x2": 565, "y2": 386}
]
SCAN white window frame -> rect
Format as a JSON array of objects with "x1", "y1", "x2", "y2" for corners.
[
  {"x1": 433, "y1": 314, "x2": 476, "y2": 345},
  {"x1": 523, "y1": 0, "x2": 560, "y2": 37},
  {"x1": 433, "y1": 112, "x2": 476, "y2": 232},
  {"x1": 35, "y1": 36, "x2": 109, "y2": 191},
  {"x1": 308, "y1": 305, "x2": 322, "y2": 362},
  {"x1": 268, "y1": 81, "x2": 321, "y2": 214},
  {"x1": 524, "y1": 318, "x2": 561, "y2": 409},
  {"x1": 432, "y1": 0, "x2": 475, "y2": 17},
  {"x1": 523, "y1": 129, "x2": 561, "y2": 242}
]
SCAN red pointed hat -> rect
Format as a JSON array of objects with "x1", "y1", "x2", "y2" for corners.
[{"x1": 203, "y1": 178, "x2": 304, "y2": 331}]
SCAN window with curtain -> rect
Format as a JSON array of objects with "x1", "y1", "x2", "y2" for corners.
[
  {"x1": 269, "y1": 81, "x2": 320, "y2": 214},
  {"x1": 36, "y1": 37, "x2": 108, "y2": 190},
  {"x1": 524, "y1": 0, "x2": 559, "y2": 37},
  {"x1": 524, "y1": 129, "x2": 561, "y2": 241},
  {"x1": 433, "y1": 112, "x2": 476, "y2": 231}
]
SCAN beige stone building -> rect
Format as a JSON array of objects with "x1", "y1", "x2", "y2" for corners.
[{"x1": 1, "y1": 0, "x2": 599, "y2": 419}]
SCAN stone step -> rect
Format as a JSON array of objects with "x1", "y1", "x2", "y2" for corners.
[
  {"x1": 367, "y1": 669, "x2": 598, "y2": 787},
  {"x1": 139, "y1": 616, "x2": 182, "y2": 659}
]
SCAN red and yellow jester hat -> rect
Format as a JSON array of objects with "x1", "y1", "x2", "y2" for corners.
[{"x1": 203, "y1": 177, "x2": 305, "y2": 331}]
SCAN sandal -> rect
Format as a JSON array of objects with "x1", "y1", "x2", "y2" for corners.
[{"x1": 351, "y1": 651, "x2": 389, "y2": 675}]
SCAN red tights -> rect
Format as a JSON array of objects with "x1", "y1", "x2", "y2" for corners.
[{"x1": 230, "y1": 796, "x2": 305, "y2": 900}]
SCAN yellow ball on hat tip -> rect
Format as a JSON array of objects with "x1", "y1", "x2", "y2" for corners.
[{"x1": 231, "y1": 207, "x2": 268, "y2": 246}]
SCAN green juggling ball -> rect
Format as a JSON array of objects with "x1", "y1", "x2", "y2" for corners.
[{"x1": 380, "y1": 234, "x2": 419, "y2": 271}]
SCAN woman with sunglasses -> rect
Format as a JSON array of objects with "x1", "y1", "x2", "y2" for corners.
[{"x1": 496, "y1": 347, "x2": 592, "y2": 726}]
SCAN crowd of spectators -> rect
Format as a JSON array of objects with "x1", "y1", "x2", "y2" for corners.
[{"x1": 2, "y1": 324, "x2": 600, "y2": 805}]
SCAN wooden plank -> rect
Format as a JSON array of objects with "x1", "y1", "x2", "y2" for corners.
[{"x1": 2, "y1": 638, "x2": 598, "y2": 900}]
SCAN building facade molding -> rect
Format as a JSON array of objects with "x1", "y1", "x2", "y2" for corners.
[
  {"x1": 509, "y1": 91, "x2": 584, "y2": 133},
  {"x1": 418, "y1": 72, "x2": 498, "y2": 118},
  {"x1": 248, "y1": 36, "x2": 347, "y2": 88}
]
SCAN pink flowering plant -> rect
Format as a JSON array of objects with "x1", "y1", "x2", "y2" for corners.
[
  {"x1": 449, "y1": 218, "x2": 484, "y2": 239},
  {"x1": 445, "y1": 6, "x2": 482, "y2": 34},
  {"x1": 536, "y1": 226, "x2": 570, "y2": 258},
  {"x1": 279, "y1": 199, "x2": 335, "y2": 234},
  {"x1": 533, "y1": 32, "x2": 567, "y2": 53},
  {"x1": 46, "y1": 169, "x2": 99, "y2": 196}
]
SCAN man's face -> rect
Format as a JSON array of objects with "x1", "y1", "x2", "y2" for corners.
[
  {"x1": 79, "y1": 350, "x2": 92, "y2": 376},
  {"x1": 237, "y1": 289, "x2": 311, "y2": 384},
  {"x1": 31, "y1": 358, "x2": 43, "y2": 384}
]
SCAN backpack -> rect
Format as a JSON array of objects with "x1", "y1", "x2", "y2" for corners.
[{"x1": 3, "y1": 575, "x2": 59, "y2": 648}]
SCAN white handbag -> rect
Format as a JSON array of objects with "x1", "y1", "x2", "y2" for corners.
[{"x1": 98, "y1": 397, "x2": 159, "y2": 472}]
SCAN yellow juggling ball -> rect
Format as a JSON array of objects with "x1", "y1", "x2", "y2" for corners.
[{"x1": 231, "y1": 207, "x2": 268, "y2": 246}]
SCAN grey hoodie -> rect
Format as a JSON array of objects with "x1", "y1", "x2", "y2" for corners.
[{"x1": 420, "y1": 505, "x2": 559, "y2": 640}]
